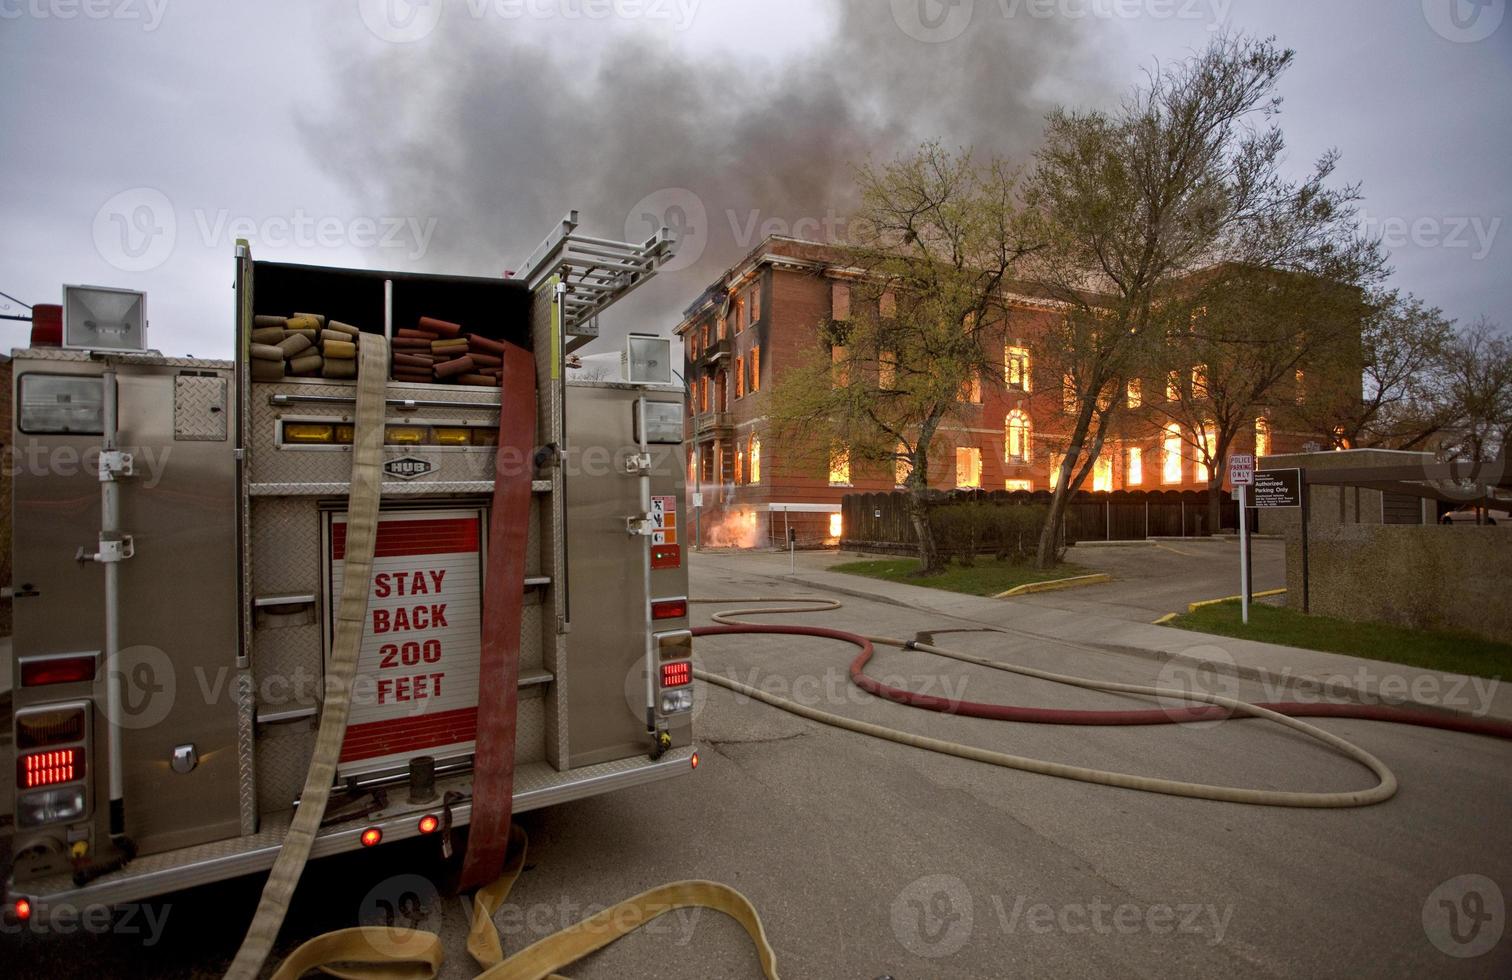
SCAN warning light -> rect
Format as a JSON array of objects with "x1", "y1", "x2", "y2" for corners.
[
  {"x1": 20, "y1": 656, "x2": 96, "y2": 688},
  {"x1": 417, "y1": 815, "x2": 440, "y2": 835},
  {"x1": 690, "y1": 753, "x2": 700, "y2": 770},
  {"x1": 651, "y1": 598, "x2": 687, "y2": 621},
  {"x1": 360, "y1": 827, "x2": 383, "y2": 847},
  {"x1": 13, "y1": 898, "x2": 32, "y2": 922},
  {"x1": 19, "y1": 748, "x2": 82, "y2": 789},
  {"x1": 651, "y1": 544, "x2": 681, "y2": 570},
  {"x1": 660, "y1": 661, "x2": 692, "y2": 688}
]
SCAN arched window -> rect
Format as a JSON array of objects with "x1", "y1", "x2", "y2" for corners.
[{"x1": 1005, "y1": 410, "x2": 1032, "y2": 463}]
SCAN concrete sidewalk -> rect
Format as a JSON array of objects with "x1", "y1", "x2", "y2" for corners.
[{"x1": 696, "y1": 550, "x2": 1512, "y2": 724}]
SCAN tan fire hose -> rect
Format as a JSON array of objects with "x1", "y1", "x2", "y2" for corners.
[
  {"x1": 692, "y1": 597, "x2": 1400, "y2": 808},
  {"x1": 226, "y1": 333, "x2": 393, "y2": 979}
]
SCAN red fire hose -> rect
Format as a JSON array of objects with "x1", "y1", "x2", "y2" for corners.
[{"x1": 692, "y1": 623, "x2": 1512, "y2": 741}]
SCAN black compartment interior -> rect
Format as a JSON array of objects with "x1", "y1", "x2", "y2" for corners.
[{"x1": 251, "y1": 262, "x2": 533, "y2": 352}]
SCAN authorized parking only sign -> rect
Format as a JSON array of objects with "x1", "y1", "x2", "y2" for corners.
[{"x1": 1252, "y1": 469, "x2": 1302, "y2": 508}]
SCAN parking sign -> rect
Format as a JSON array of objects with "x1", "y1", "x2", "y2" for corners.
[{"x1": 1229, "y1": 453, "x2": 1255, "y2": 486}]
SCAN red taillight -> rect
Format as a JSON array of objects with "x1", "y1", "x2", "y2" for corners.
[
  {"x1": 417, "y1": 815, "x2": 439, "y2": 835},
  {"x1": 651, "y1": 544, "x2": 681, "y2": 570},
  {"x1": 360, "y1": 827, "x2": 382, "y2": 847},
  {"x1": 651, "y1": 598, "x2": 687, "y2": 621},
  {"x1": 20, "y1": 656, "x2": 96, "y2": 687},
  {"x1": 19, "y1": 748, "x2": 83, "y2": 789},
  {"x1": 660, "y1": 661, "x2": 692, "y2": 688},
  {"x1": 690, "y1": 752, "x2": 700, "y2": 770},
  {"x1": 13, "y1": 898, "x2": 32, "y2": 922}
]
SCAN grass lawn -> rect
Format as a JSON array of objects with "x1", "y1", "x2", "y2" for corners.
[
  {"x1": 1170, "y1": 600, "x2": 1512, "y2": 680},
  {"x1": 832, "y1": 557, "x2": 1092, "y2": 597}
]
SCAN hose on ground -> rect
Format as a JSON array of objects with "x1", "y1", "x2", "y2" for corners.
[{"x1": 688, "y1": 596, "x2": 1511, "y2": 808}]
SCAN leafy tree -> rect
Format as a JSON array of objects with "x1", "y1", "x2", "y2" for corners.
[
  {"x1": 765, "y1": 143, "x2": 1037, "y2": 574},
  {"x1": 1023, "y1": 33, "x2": 1384, "y2": 565}
]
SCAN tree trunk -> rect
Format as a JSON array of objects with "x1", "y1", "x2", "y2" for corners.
[
  {"x1": 1206, "y1": 430, "x2": 1235, "y2": 534},
  {"x1": 1035, "y1": 487, "x2": 1070, "y2": 570},
  {"x1": 908, "y1": 482, "x2": 941, "y2": 574},
  {"x1": 907, "y1": 444, "x2": 943, "y2": 575}
]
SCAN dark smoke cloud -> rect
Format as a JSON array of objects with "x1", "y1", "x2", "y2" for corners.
[{"x1": 305, "y1": 1, "x2": 1114, "y2": 346}]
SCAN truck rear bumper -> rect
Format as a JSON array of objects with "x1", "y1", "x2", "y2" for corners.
[{"x1": 9, "y1": 747, "x2": 695, "y2": 912}]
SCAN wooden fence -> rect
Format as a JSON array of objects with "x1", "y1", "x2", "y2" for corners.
[{"x1": 840, "y1": 488, "x2": 1238, "y2": 552}]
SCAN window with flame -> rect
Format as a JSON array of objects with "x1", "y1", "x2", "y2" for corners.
[
  {"x1": 1092, "y1": 456, "x2": 1113, "y2": 493},
  {"x1": 1005, "y1": 410, "x2": 1032, "y2": 462},
  {"x1": 698, "y1": 376, "x2": 709, "y2": 414},
  {"x1": 895, "y1": 443, "x2": 911, "y2": 488},
  {"x1": 1255, "y1": 416, "x2": 1271, "y2": 457},
  {"x1": 1162, "y1": 423, "x2": 1184, "y2": 484},
  {"x1": 828, "y1": 448, "x2": 851, "y2": 486},
  {"x1": 1166, "y1": 370, "x2": 1182, "y2": 402},
  {"x1": 1005, "y1": 345, "x2": 1032, "y2": 392},
  {"x1": 1126, "y1": 446, "x2": 1143, "y2": 486},
  {"x1": 1063, "y1": 374, "x2": 1078, "y2": 414},
  {"x1": 749, "y1": 434, "x2": 761, "y2": 484},
  {"x1": 1048, "y1": 453, "x2": 1064, "y2": 490},
  {"x1": 734, "y1": 356, "x2": 745, "y2": 398},
  {"x1": 1005, "y1": 479, "x2": 1033, "y2": 492},
  {"x1": 749, "y1": 345, "x2": 760, "y2": 392},
  {"x1": 955, "y1": 447, "x2": 983, "y2": 489},
  {"x1": 1127, "y1": 377, "x2": 1142, "y2": 409}
]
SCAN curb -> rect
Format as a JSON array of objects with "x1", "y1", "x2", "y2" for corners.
[
  {"x1": 995, "y1": 573, "x2": 1112, "y2": 599},
  {"x1": 1186, "y1": 589, "x2": 1287, "y2": 614},
  {"x1": 1103, "y1": 640, "x2": 1503, "y2": 721}
]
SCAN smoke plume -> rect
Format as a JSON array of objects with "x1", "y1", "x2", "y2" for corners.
[{"x1": 306, "y1": 1, "x2": 1113, "y2": 344}]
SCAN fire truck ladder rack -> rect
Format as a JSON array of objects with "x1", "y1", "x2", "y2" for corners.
[{"x1": 515, "y1": 209, "x2": 676, "y2": 354}]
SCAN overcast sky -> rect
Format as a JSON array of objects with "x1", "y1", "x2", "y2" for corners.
[{"x1": 1, "y1": 0, "x2": 1507, "y2": 359}]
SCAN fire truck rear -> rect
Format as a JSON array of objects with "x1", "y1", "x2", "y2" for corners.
[{"x1": 3, "y1": 213, "x2": 695, "y2": 914}]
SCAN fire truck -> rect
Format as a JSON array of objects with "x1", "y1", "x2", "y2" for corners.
[{"x1": 4, "y1": 213, "x2": 696, "y2": 914}]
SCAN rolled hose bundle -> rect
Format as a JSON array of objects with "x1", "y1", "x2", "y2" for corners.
[{"x1": 689, "y1": 598, "x2": 1512, "y2": 808}]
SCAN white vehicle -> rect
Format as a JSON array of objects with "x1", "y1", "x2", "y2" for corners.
[{"x1": 4, "y1": 213, "x2": 697, "y2": 916}]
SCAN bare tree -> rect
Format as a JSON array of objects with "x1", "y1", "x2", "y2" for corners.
[
  {"x1": 1024, "y1": 33, "x2": 1383, "y2": 565},
  {"x1": 766, "y1": 143, "x2": 1037, "y2": 574},
  {"x1": 1437, "y1": 317, "x2": 1512, "y2": 465}
]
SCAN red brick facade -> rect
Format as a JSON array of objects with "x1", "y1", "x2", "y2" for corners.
[{"x1": 675, "y1": 237, "x2": 1327, "y2": 548}]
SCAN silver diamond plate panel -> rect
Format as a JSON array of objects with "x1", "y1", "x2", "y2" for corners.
[
  {"x1": 173, "y1": 374, "x2": 229, "y2": 441},
  {"x1": 251, "y1": 496, "x2": 322, "y2": 596},
  {"x1": 11, "y1": 348, "x2": 234, "y2": 370},
  {"x1": 256, "y1": 719, "x2": 317, "y2": 815},
  {"x1": 235, "y1": 670, "x2": 258, "y2": 834}
]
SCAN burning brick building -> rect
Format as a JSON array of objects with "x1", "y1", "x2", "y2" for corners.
[{"x1": 675, "y1": 237, "x2": 1333, "y2": 549}]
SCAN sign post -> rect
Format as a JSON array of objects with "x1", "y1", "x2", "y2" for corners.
[{"x1": 1229, "y1": 454, "x2": 1255, "y2": 624}]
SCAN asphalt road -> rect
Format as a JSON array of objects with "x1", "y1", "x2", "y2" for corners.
[{"x1": 6, "y1": 549, "x2": 1511, "y2": 977}]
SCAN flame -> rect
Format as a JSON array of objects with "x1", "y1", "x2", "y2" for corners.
[
  {"x1": 705, "y1": 506, "x2": 764, "y2": 549},
  {"x1": 828, "y1": 513, "x2": 843, "y2": 540}
]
